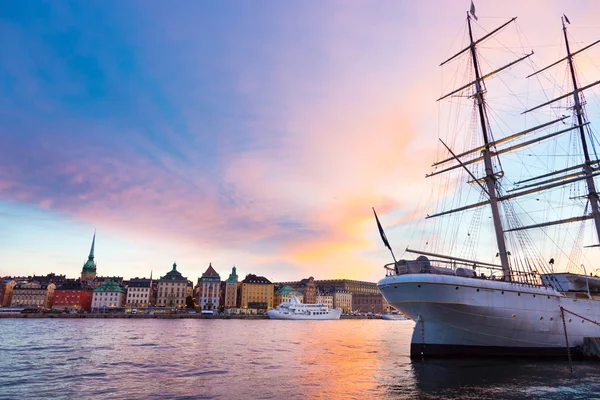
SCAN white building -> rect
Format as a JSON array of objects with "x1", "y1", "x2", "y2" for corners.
[
  {"x1": 196, "y1": 264, "x2": 220, "y2": 311},
  {"x1": 92, "y1": 281, "x2": 126, "y2": 311},
  {"x1": 126, "y1": 277, "x2": 154, "y2": 307}
]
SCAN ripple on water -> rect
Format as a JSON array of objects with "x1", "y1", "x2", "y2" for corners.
[{"x1": 1, "y1": 319, "x2": 600, "y2": 400}]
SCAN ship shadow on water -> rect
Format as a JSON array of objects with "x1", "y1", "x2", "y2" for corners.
[{"x1": 403, "y1": 359, "x2": 600, "y2": 400}]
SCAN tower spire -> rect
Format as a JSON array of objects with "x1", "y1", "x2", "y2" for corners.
[{"x1": 89, "y1": 229, "x2": 96, "y2": 260}]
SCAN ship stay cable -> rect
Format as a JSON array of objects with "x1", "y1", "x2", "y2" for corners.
[{"x1": 422, "y1": 14, "x2": 600, "y2": 284}]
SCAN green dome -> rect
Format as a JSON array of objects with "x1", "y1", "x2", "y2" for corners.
[{"x1": 93, "y1": 281, "x2": 125, "y2": 293}]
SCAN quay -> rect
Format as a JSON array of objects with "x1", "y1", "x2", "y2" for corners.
[{"x1": 0, "y1": 313, "x2": 381, "y2": 320}]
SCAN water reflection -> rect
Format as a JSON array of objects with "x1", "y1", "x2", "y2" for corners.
[{"x1": 0, "y1": 319, "x2": 599, "y2": 399}]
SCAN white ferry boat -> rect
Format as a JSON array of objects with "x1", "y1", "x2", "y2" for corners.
[
  {"x1": 381, "y1": 310, "x2": 408, "y2": 321},
  {"x1": 375, "y1": 10, "x2": 600, "y2": 358},
  {"x1": 267, "y1": 296, "x2": 342, "y2": 320}
]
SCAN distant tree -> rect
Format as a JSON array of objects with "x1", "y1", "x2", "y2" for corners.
[{"x1": 185, "y1": 296, "x2": 195, "y2": 309}]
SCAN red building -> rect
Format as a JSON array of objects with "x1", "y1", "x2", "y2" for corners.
[{"x1": 52, "y1": 280, "x2": 93, "y2": 312}]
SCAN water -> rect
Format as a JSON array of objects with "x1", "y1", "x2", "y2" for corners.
[{"x1": 0, "y1": 319, "x2": 599, "y2": 399}]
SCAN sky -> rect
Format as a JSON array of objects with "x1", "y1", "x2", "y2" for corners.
[{"x1": 2, "y1": 0, "x2": 600, "y2": 283}]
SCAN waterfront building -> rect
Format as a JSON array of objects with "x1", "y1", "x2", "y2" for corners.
[
  {"x1": 52, "y1": 280, "x2": 93, "y2": 312},
  {"x1": 156, "y1": 262, "x2": 188, "y2": 308},
  {"x1": 0, "y1": 279, "x2": 16, "y2": 306},
  {"x1": 318, "y1": 291, "x2": 334, "y2": 309},
  {"x1": 332, "y1": 288, "x2": 352, "y2": 313},
  {"x1": 92, "y1": 276, "x2": 124, "y2": 289},
  {"x1": 92, "y1": 281, "x2": 126, "y2": 311},
  {"x1": 80, "y1": 233, "x2": 97, "y2": 284},
  {"x1": 196, "y1": 263, "x2": 220, "y2": 311},
  {"x1": 273, "y1": 286, "x2": 303, "y2": 307},
  {"x1": 10, "y1": 282, "x2": 56, "y2": 308},
  {"x1": 126, "y1": 277, "x2": 155, "y2": 307},
  {"x1": 352, "y1": 294, "x2": 386, "y2": 313},
  {"x1": 186, "y1": 280, "x2": 194, "y2": 299},
  {"x1": 292, "y1": 277, "x2": 317, "y2": 304},
  {"x1": 239, "y1": 274, "x2": 274, "y2": 311},
  {"x1": 313, "y1": 279, "x2": 380, "y2": 295},
  {"x1": 31, "y1": 273, "x2": 67, "y2": 287},
  {"x1": 313, "y1": 279, "x2": 384, "y2": 312},
  {"x1": 223, "y1": 266, "x2": 238, "y2": 310}
]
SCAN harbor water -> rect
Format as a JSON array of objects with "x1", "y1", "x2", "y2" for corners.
[{"x1": 1, "y1": 319, "x2": 599, "y2": 399}]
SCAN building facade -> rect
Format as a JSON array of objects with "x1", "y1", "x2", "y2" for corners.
[
  {"x1": 81, "y1": 233, "x2": 97, "y2": 284},
  {"x1": 273, "y1": 286, "x2": 303, "y2": 307},
  {"x1": 239, "y1": 274, "x2": 274, "y2": 311},
  {"x1": 332, "y1": 289, "x2": 352, "y2": 313},
  {"x1": 314, "y1": 279, "x2": 380, "y2": 295},
  {"x1": 126, "y1": 277, "x2": 154, "y2": 307},
  {"x1": 196, "y1": 264, "x2": 220, "y2": 311},
  {"x1": 294, "y1": 277, "x2": 317, "y2": 304},
  {"x1": 156, "y1": 263, "x2": 188, "y2": 308},
  {"x1": 352, "y1": 293, "x2": 386, "y2": 313},
  {"x1": 92, "y1": 281, "x2": 126, "y2": 311},
  {"x1": 10, "y1": 282, "x2": 56, "y2": 308},
  {"x1": 318, "y1": 292, "x2": 334, "y2": 309},
  {"x1": 0, "y1": 279, "x2": 16, "y2": 306},
  {"x1": 223, "y1": 266, "x2": 238, "y2": 310},
  {"x1": 92, "y1": 276, "x2": 124, "y2": 289},
  {"x1": 31, "y1": 273, "x2": 67, "y2": 287},
  {"x1": 52, "y1": 280, "x2": 93, "y2": 312}
]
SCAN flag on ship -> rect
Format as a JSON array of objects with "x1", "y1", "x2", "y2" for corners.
[
  {"x1": 373, "y1": 208, "x2": 392, "y2": 251},
  {"x1": 470, "y1": 1, "x2": 478, "y2": 21}
]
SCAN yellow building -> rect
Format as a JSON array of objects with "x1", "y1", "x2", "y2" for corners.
[
  {"x1": 11, "y1": 282, "x2": 56, "y2": 308},
  {"x1": 332, "y1": 289, "x2": 352, "y2": 313},
  {"x1": 0, "y1": 279, "x2": 16, "y2": 306},
  {"x1": 239, "y1": 274, "x2": 274, "y2": 311}
]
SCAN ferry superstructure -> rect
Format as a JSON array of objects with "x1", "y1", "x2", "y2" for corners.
[{"x1": 267, "y1": 296, "x2": 342, "y2": 320}]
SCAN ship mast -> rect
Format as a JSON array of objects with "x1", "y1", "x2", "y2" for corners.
[
  {"x1": 466, "y1": 14, "x2": 511, "y2": 279},
  {"x1": 562, "y1": 17, "x2": 600, "y2": 245}
]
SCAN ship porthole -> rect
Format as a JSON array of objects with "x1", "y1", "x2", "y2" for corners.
[
  {"x1": 582, "y1": 320, "x2": 585, "y2": 323},
  {"x1": 540, "y1": 316, "x2": 543, "y2": 320},
  {"x1": 550, "y1": 317, "x2": 554, "y2": 321},
  {"x1": 518, "y1": 293, "x2": 521, "y2": 296},
  {"x1": 533, "y1": 295, "x2": 536, "y2": 298},
  {"x1": 569, "y1": 319, "x2": 572, "y2": 322},
  {"x1": 455, "y1": 287, "x2": 459, "y2": 290},
  {"x1": 417, "y1": 285, "x2": 421, "y2": 288},
  {"x1": 501, "y1": 291, "x2": 504, "y2": 294},
  {"x1": 477, "y1": 289, "x2": 480, "y2": 292}
]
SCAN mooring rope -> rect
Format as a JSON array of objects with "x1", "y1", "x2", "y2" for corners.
[
  {"x1": 559, "y1": 306, "x2": 600, "y2": 376},
  {"x1": 560, "y1": 307, "x2": 574, "y2": 376}
]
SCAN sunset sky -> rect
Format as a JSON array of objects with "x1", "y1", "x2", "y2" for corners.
[{"x1": 2, "y1": 0, "x2": 600, "y2": 283}]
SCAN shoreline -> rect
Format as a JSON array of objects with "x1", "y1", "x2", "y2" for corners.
[{"x1": 0, "y1": 314, "x2": 382, "y2": 320}]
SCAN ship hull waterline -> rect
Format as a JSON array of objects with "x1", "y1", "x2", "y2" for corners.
[{"x1": 378, "y1": 274, "x2": 600, "y2": 359}]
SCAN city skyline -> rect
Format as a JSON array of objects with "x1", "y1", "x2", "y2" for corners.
[{"x1": 3, "y1": 1, "x2": 600, "y2": 282}]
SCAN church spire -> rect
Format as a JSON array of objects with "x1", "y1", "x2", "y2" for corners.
[{"x1": 88, "y1": 230, "x2": 96, "y2": 260}]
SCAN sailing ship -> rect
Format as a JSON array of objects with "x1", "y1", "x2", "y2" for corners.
[{"x1": 377, "y1": 10, "x2": 600, "y2": 357}]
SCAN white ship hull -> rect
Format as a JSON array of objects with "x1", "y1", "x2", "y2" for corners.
[
  {"x1": 378, "y1": 274, "x2": 600, "y2": 358},
  {"x1": 267, "y1": 309, "x2": 342, "y2": 320},
  {"x1": 381, "y1": 313, "x2": 408, "y2": 321}
]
